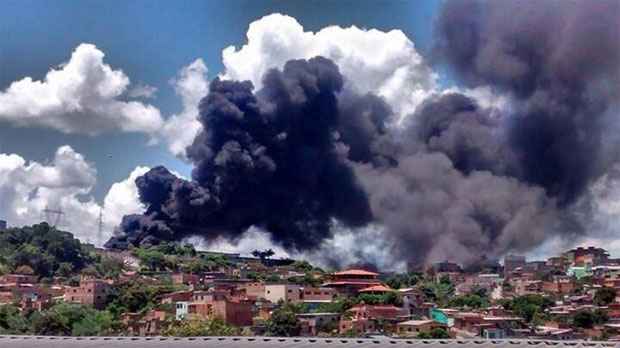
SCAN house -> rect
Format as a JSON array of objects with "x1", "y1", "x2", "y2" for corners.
[
  {"x1": 121, "y1": 310, "x2": 167, "y2": 336},
  {"x1": 605, "y1": 302, "x2": 620, "y2": 320},
  {"x1": 19, "y1": 286, "x2": 51, "y2": 311},
  {"x1": 451, "y1": 312, "x2": 484, "y2": 334},
  {"x1": 0, "y1": 291, "x2": 12, "y2": 304},
  {"x1": 504, "y1": 255, "x2": 526, "y2": 278},
  {"x1": 482, "y1": 316, "x2": 525, "y2": 336},
  {"x1": 242, "y1": 282, "x2": 266, "y2": 299},
  {"x1": 193, "y1": 289, "x2": 228, "y2": 303},
  {"x1": 547, "y1": 256, "x2": 570, "y2": 272},
  {"x1": 563, "y1": 247, "x2": 609, "y2": 267},
  {"x1": 0, "y1": 274, "x2": 38, "y2": 284},
  {"x1": 396, "y1": 320, "x2": 447, "y2": 337},
  {"x1": 63, "y1": 279, "x2": 111, "y2": 309},
  {"x1": 254, "y1": 299, "x2": 277, "y2": 321},
  {"x1": 171, "y1": 273, "x2": 200, "y2": 286},
  {"x1": 398, "y1": 288, "x2": 424, "y2": 315},
  {"x1": 187, "y1": 299, "x2": 253, "y2": 326},
  {"x1": 264, "y1": 284, "x2": 302, "y2": 304},
  {"x1": 512, "y1": 280, "x2": 543, "y2": 296},
  {"x1": 323, "y1": 269, "x2": 383, "y2": 296},
  {"x1": 543, "y1": 276, "x2": 575, "y2": 295},
  {"x1": 121, "y1": 313, "x2": 142, "y2": 335},
  {"x1": 300, "y1": 287, "x2": 336, "y2": 303},
  {"x1": 431, "y1": 261, "x2": 463, "y2": 273},
  {"x1": 161, "y1": 290, "x2": 192, "y2": 304},
  {"x1": 474, "y1": 274, "x2": 502, "y2": 291},
  {"x1": 339, "y1": 304, "x2": 406, "y2": 335},
  {"x1": 175, "y1": 301, "x2": 189, "y2": 320},
  {"x1": 430, "y1": 308, "x2": 457, "y2": 326},
  {"x1": 297, "y1": 313, "x2": 340, "y2": 336}
]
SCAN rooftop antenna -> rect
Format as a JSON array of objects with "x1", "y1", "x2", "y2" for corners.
[{"x1": 42, "y1": 206, "x2": 64, "y2": 228}]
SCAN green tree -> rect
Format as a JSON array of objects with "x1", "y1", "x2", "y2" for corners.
[
  {"x1": 287, "y1": 272, "x2": 321, "y2": 287},
  {"x1": 573, "y1": 310, "x2": 596, "y2": 329},
  {"x1": 56, "y1": 262, "x2": 74, "y2": 278},
  {"x1": 418, "y1": 327, "x2": 450, "y2": 339},
  {"x1": 252, "y1": 249, "x2": 275, "y2": 264},
  {"x1": 70, "y1": 310, "x2": 115, "y2": 336},
  {"x1": 0, "y1": 223, "x2": 94, "y2": 278},
  {"x1": 292, "y1": 260, "x2": 314, "y2": 273},
  {"x1": 0, "y1": 305, "x2": 29, "y2": 334},
  {"x1": 420, "y1": 279, "x2": 454, "y2": 306},
  {"x1": 266, "y1": 304, "x2": 301, "y2": 337},
  {"x1": 135, "y1": 248, "x2": 168, "y2": 271},
  {"x1": 594, "y1": 287, "x2": 617, "y2": 306},
  {"x1": 106, "y1": 281, "x2": 160, "y2": 315},
  {"x1": 385, "y1": 273, "x2": 421, "y2": 290},
  {"x1": 431, "y1": 327, "x2": 451, "y2": 338},
  {"x1": 163, "y1": 318, "x2": 239, "y2": 336},
  {"x1": 30, "y1": 303, "x2": 115, "y2": 336},
  {"x1": 448, "y1": 294, "x2": 488, "y2": 309},
  {"x1": 266, "y1": 274, "x2": 281, "y2": 282},
  {"x1": 500, "y1": 295, "x2": 554, "y2": 323}
]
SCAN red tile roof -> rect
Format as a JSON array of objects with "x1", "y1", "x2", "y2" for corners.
[
  {"x1": 359, "y1": 285, "x2": 392, "y2": 293},
  {"x1": 333, "y1": 269, "x2": 379, "y2": 276},
  {"x1": 321, "y1": 280, "x2": 382, "y2": 287}
]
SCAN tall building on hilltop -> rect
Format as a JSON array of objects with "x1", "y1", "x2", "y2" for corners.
[
  {"x1": 504, "y1": 255, "x2": 526, "y2": 278},
  {"x1": 563, "y1": 247, "x2": 609, "y2": 267}
]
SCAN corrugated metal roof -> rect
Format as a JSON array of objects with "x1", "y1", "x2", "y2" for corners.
[{"x1": 0, "y1": 336, "x2": 617, "y2": 348}]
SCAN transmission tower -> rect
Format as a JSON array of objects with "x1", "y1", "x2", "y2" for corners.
[
  {"x1": 42, "y1": 206, "x2": 64, "y2": 227},
  {"x1": 98, "y1": 208, "x2": 104, "y2": 245}
]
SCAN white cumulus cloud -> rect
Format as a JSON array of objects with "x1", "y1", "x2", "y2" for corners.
[
  {"x1": 0, "y1": 146, "x2": 148, "y2": 246},
  {"x1": 222, "y1": 13, "x2": 438, "y2": 119},
  {"x1": 101, "y1": 166, "x2": 150, "y2": 237},
  {"x1": 0, "y1": 43, "x2": 163, "y2": 135},
  {"x1": 159, "y1": 59, "x2": 209, "y2": 157}
]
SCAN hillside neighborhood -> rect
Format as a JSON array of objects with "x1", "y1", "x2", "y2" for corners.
[{"x1": 1, "y1": 222, "x2": 620, "y2": 340}]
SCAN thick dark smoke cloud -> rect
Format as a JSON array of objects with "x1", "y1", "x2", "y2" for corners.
[
  {"x1": 349, "y1": 91, "x2": 574, "y2": 266},
  {"x1": 435, "y1": 0, "x2": 620, "y2": 205},
  {"x1": 108, "y1": 57, "x2": 372, "y2": 251},
  {"x1": 411, "y1": 93, "x2": 519, "y2": 176},
  {"x1": 108, "y1": 1, "x2": 619, "y2": 268}
]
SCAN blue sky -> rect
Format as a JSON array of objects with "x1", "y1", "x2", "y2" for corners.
[{"x1": 0, "y1": 0, "x2": 440, "y2": 201}]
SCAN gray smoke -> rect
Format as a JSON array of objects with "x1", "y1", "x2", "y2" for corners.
[
  {"x1": 109, "y1": 1, "x2": 619, "y2": 268},
  {"x1": 435, "y1": 0, "x2": 620, "y2": 205}
]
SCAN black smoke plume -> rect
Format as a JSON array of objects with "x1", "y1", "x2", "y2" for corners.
[
  {"x1": 435, "y1": 0, "x2": 620, "y2": 205},
  {"x1": 107, "y1": 57, "x2": 372, "y2": 251},
  {"x1": 108, "y1": 1, "x2": 619, "y2": 268}
]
